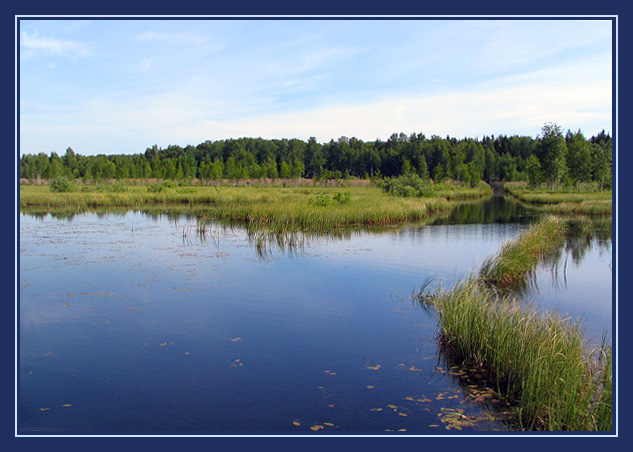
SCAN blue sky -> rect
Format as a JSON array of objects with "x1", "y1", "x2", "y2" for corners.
[{"x1": 19, "y1": 18, "x2": 613, "y2": 156}]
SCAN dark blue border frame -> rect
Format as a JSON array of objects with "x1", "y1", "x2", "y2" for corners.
[{"x1": 6, "y1": 1, "x2": 626, "y2": 450}]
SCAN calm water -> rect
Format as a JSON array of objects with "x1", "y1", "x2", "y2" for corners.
[{"x1": 18, "y1": 199, "x2": 612, "y2": 434}]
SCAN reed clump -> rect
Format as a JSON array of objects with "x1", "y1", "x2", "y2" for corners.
[
  {"x1": 479, "y1": 216, "x2": 568, "y2": 289},
  {"x1": 419, "y1": 215, "x2": 612, "y2": 431},
  {"x1": 422, "y1": 280, "x2": 612, "y2": 431}
]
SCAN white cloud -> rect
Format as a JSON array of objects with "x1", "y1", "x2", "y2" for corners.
[
  {"x1": 184, "y1": 78, "x2": 611, "y2": 142},
  {"x1": 19, "y1": 72, "x2": 611, "y2": 156},
  {"x1": 18, "y1": 20, "x2": 612, "y2": 156},
  {"x1": 20, "y1": 30, "x2": 92, "y2": 59}
]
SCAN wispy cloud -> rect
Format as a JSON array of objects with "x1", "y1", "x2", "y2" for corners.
[
  {"x1": 20, "y1": 30, "x2": 92, "y2": 59},
  {"x1": 182, "y1": 77, "x2": 611, "y2": 143},
  {"x1": 19, "y1": 71, "x2": 611, "y2": 157},
  {"x1": 135, "y1": 31, "x2": 213, "y2": 47},
  {"x1": 18, "y1": 19, "x2": 612, "y2": 156}
]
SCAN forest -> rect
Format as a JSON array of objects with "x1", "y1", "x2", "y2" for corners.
[{"x1": 19, "y1": 123, "x2": 612, "y2": 191}]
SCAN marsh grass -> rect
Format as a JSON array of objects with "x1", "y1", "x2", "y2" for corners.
[
  {"x1": 418, "y1": 215, "x2": 612, "y2": 431},
  {"x1": 20, "y1": 184, "x2": 489, "y2": 230},
  {"x1": 421, "y1": 280, "x2": 612, "y2": 431},
  {"x1": 479, "y1": 216, "x2": 568, "y2": 289},
  {"x1": 504, "y1": 183, "x2": 612, "y2": 215}
]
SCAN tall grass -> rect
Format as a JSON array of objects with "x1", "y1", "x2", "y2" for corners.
[
  {"x1": 418, "y1": 215, "x2": 612, "y2": 431},
  {"x1": 19, "y1": 185, "x2": 486, "y2": 230},
  {"x1": 479, "y1": 216, "x2": 568, "y2": 289},
  {"x1": 504, "y1": 183, "x2": 612, "y2": 215},
  {"x1": 423, "y1": 280, "x2": 612, "y2": 431}
]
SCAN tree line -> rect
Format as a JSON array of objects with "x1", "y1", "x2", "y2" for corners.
[{"x1": 19, "y1": 123, "x2": 612, "y2": 190}]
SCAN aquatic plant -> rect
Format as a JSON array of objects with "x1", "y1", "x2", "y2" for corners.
[
  {"x1": 479, "y1": 216, "x2": 567, "y2": 289},
  {"x1": 420, "y1": 278, "x2": 612, "y2": 431},
  {"x1": 418, "y1": 215, "x2": 612, "y2": 431},
  {"x1": 504, "y1": 183, "x2": 612, "y2": 215}
]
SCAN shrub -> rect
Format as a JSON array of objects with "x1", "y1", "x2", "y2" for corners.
[
  {"x1": 333, "y1": 190, "x2": 352, "y2": 204},
  {"x1": 109, "y1": 181, "x2": 129, "y2": 192},
  {"x1": 147, "y1": 183, "x2": 165, "y2": 193},
  {"x1": 49, "y1": 176, "x2": 77, "y2": 193},
  {"x1": 307, "y1": 192, "x2": 331, "y2": 206},
  {"x1": 382, "y1": 174, "x2": 434, "y2": 197}
]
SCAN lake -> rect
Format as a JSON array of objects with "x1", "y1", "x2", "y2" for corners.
[{"x1": 18, "y1": 198, "x2": 612, "y2": 434}]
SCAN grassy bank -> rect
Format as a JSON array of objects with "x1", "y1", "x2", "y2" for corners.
[
  {"x1": 504, "y1": 182, "x2": 612, "y2": 215},
  {"x1": 19, "y1": 183, "x2": 491, "y2": 230},
  {"x1": 419, "y1": 215, "x2": 612, "y2": 431}
]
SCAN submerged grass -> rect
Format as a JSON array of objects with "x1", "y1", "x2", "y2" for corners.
[{"x1": 20, "y1": 184, "x2": 489, "y2": 230}]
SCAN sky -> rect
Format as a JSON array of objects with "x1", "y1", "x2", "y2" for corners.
[{"x1": 18, "y1": 18, "x2": 613, "y2": 156}]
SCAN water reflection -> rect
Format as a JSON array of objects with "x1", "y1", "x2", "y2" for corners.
[
  {"x1": 18, "y1": 198, "x2": 612, "y2": 432},
  {"x1": 429, "y1": 196, "x2": 537, "y2": 225},
  {"x1": 20, "y1": 199, "x2": 612, "y2": 266}
]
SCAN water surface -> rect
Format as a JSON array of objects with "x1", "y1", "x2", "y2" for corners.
[{"x1": 18, "y1": 201, "x2": 611, "y2": 434}]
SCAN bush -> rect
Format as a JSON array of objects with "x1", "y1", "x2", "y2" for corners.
[
  {"x1": 382, "y1": 174, "x2": 434, "y2": 197},
  {"x1": 108, "y1": 181, "x2": 129, "y2": 192},
  {"x1": 307, "y1": 192, "x2": 331, "y2": 206},
  {"x1": 333, "y1": 190, "x2": 352, "y2": 204},
  {"x1": 49, "y1": 176, "x2": 77, "y2": 193},
  {"x1": 147, "y1": 183, "x2": 165, "y2": 193}
]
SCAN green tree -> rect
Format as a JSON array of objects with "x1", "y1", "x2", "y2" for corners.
[
  {"x1": 401, "y1": 159, "x2": 414, "y2": 175},
  {"x1": 279, "y1": 160, "x2": 291, "y2": 179},
  {"x1": 62, "y1": 147, "x2": 79, "y2": 177},
  {"x1": 525, "y1": 154, "x2": 542, "y2": 189},
  {"x1": 209, "y1": 158, "x2": 224, "y2": 181},
  {"x1": 158, "y1": 159, "x2": 174, "y2": 179},
  {"x1": 32, "y1": 153, "x2": 50, "y2": 182},
  {"x1": 537, "y1": 123, "x2": 568, "y2": 190},
  {"x1": 565, "y1": 130, "x2": 592, "y2": 192},
  {"x1": 591, "y1": 142, "x2": 612, "y2": 192},
  {"x1": 45, "y1": 152, "x2": 64, "y2": 179}
]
